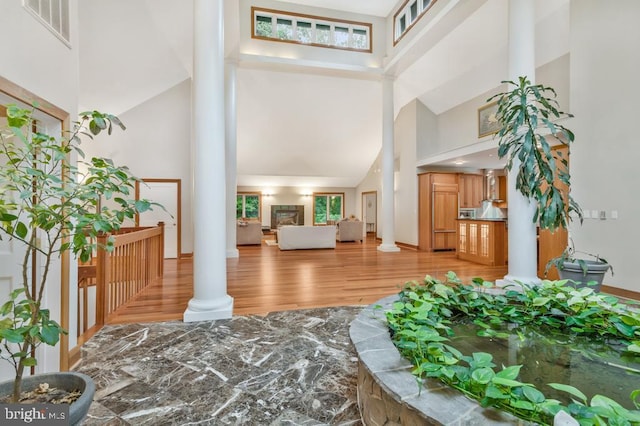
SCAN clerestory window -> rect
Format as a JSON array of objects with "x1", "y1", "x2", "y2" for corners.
[
  {"x1": 23, "y1": 0, "x2": 70, "y2": 46},
  {"x1": 393, "y1": 0, "x2": 438, "y2": 45},
  {"x1": 252, "y1": 7, "x2": 372, "y2": 53}
]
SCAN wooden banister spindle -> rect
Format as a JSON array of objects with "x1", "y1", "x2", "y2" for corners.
[{"x1": 95, "y1": 233, "x2": 110, "y2": 326}]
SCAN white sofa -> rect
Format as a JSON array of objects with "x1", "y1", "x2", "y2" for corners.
[{"x1": 277, "y1": 225, "x2": 336, "y2": 250}]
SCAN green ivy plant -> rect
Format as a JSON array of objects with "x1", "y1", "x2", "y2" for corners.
[
  {"x1": 385, "y1": 273, "x2": 640, "y2": 425},
  {"x1": 0, "y1": 105, "x2": 156, "y2": 402},
  {"x1": 488, "y1": 76, "x2": 582, "y2": 231}
]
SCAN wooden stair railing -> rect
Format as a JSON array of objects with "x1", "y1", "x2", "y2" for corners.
[{"x1": 77, "y1": 222, "x2": 165, "y2": 340}]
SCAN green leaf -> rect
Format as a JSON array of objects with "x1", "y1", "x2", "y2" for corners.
[
  {"x1": 548, "y1": 383, "x2": 587, "y2": 403},
  {"x1": 22, "y1": 357, "x2": 37, "y2": 367},
  {"x1": 532, "y1": 297, "x2": 551, "y2": 307},
  {"x1": 15, "y1": 221, "x2": 28, "y2": 239},
  {"x1": 40, "y1": 324, "x2": 61, "y2": 346},
  {"x1": 485, "y1": 384, "x2": 509, "y2": 399},
  {"x1": 471, "y1": 367, "x2": 494, "y2": 384},
  {"x1": 492, "y1": 377, "x2": 526, "y2": 388},
  {"x1": 0, "y1": 328, "x2": 25, "y2": 343},
  {"x1": 511, "y1": 400, "x2": 535, "y2": 411},
  {"x1": 523, "y1": 386, "x2": 545, "y2": 404},
  {"x1": 495, "y1": 364, "x2": 522, "y2": 380}
]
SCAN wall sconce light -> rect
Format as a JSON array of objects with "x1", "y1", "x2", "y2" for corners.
[
  {"x1": 262, "y1": 190, "x2": 273, "y2": 197},
  {"x1": 302, "y1": 190, "x2": 312, "y2": 197}
]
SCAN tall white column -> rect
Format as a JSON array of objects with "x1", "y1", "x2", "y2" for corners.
[
  {"x1": 503, "y1": 0, "x2": 539, "y2": 285},
  {"x1": 378, "y1": 76, "x2": 400, "y2": 252},
  {"x1": 184, "y1": 0, "x2": 233, "y2": 322},
  {"x1": 226, "y1": 59, "x2": 239, "y2": 259}
]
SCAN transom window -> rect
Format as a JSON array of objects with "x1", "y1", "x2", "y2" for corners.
[
  {"x1": 393, "y1": 0, "x2": 438, "y2": 45},
  {"x1": 237, "y1": 192, "x2": 261, "y2": 220},
  {"x1": 252, "y1": 7, "x2": 372, "y2": 53},
  {"x1": 23, "y1": 0, "x2": 70, "y2": 46},
  {"x1": 313, "y1": 193, "x2": 344, "y2": 225}
]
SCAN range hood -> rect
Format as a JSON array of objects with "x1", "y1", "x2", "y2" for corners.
[{"x1": 483, "y1": 170, "x2": 504, "y2": 202}]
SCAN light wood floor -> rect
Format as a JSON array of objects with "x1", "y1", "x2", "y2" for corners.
[{"x1": 108, "y1": 235, "x2": 508, "y2": 323}]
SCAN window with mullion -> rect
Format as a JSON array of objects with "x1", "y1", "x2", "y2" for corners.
[
  {"x1": 236, "y1": 193, "x2": 261, "y2": 220},
  {"x1": 394, "y1": 0, "x2": 438, "y2": 45},
  {"x1": 313, "y1": 193, "x2": 344, "y2": 225},
  {"x1": 252, "y1": 7, "x2": 371, "y2": 52}
]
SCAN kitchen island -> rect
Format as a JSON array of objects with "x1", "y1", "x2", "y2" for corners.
[{"x1": 457, "y1": 218, "x2": 507, "y2": 266}]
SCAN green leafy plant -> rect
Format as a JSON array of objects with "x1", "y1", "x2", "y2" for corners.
[
  {"x1": 488, "y1": 76, "x2": 582, "y2": 231},
  {"x1": 386, "y1": 273, "x2": 640, "y2": 425},
  {"x1": 0, "y1": 105, "x2": 156, "y2": 402},
  {"x1": 545, "y1": 240, "x2": 613, "y2": 278}
]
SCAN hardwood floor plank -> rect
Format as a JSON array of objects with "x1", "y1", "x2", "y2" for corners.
[{"x1": 107, "y1": 236, "x2": 508, "y2": 324}]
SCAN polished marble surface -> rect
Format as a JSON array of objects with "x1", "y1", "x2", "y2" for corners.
[{"x1": 76, "y1": 306, "x2": 364, "y2": 425}]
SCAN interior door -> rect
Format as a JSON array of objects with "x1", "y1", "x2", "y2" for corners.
[
  {"x1": 362, "y1": 191, "x2": 377, "y2": 234},
  {"x1": 138, "y1": 180, "x2": 180, "y2": 259}
]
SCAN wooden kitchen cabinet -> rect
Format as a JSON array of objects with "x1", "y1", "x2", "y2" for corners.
[
  {"x1": 457, "y1": 219, "x2": 507, "y2": 266},
  {"x1": 459, "y1": 174, "x2": 484, "y2": 208}
]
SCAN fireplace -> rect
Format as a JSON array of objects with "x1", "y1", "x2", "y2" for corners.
[{"x1": 271, "y1": 205, "x2": 305, "y2": 229}]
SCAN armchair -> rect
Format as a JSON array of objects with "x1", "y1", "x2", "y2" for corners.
[
  {"x1": 337, "y1": 220, "x2": 364, "y2": 242},
  {"x1": 236, "y1": 221, "x2": 262, "y2": 245}
]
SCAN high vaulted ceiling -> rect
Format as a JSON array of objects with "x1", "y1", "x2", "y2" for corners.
[{"x1": 78, "y1": 0, "x2": 570, "y2": 187}]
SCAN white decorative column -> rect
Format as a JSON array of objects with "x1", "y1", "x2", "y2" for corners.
[
  {"x1": 225, "y1": 59, "x2": 239, "y2": 259},
  {"x1": 502, "y1": 0, "x2": 539, "y2": 285},
  {"x1": 378, "y1": 76, "x2": 400, "y2": 252},
  {"x1": 184, "y1": 0, "x2": 233, "y2": 322}
]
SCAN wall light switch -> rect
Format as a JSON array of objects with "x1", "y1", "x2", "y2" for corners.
[
  {"x1": 591, "y1": 210, "x2": 598, "y2": 219},
  {"x1": 611, "y1": 210, "x2": 618, "y2": 219},
  {"x1": 583, "y1": 210, "x2": 591, "y2": 219},
  {"x1": 599, "y1": 210, "x2": 607, "y2": 220}
]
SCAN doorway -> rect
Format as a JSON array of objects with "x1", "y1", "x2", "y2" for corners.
[
  {"x1": 136, "y1": 179, "x2": 181, "y2": 259},
  {"x1": 362, "y1": 191, "x2": 377, "y2": 235}
]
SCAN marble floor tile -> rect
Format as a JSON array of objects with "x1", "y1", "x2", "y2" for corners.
[{"x1": 77, "y1": 306, "x2": 365, "y2": 425}]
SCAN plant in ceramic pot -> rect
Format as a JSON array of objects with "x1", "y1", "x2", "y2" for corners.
[
  {"x1": 0, "y1": 105, "x2": 155, "y2": 418},
  {"x1": 545, "y1": 242, "x2": 612, "y2": 291}
]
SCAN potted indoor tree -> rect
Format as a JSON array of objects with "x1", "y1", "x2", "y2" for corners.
[
  {"x1": 0, "y1": 104, "x2": 155, "y2": 422},
  {"x1": 489, "y1": 77, "x2": 610, "y2": 289},
  {"x1": 489, "y1": 76, "x2": 581, "y2": 232}
]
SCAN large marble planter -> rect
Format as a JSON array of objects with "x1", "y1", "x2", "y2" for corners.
[{"x1": 349, "y1": 295, "x2": 524, "y2": 425}]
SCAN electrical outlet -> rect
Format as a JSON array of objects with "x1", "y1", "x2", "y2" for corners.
[
  {"x1": 611, "y1": 210, "x2": 618, "y2": 219},
  {"x1": 599, "y1": 210, "x2": 607, "y2": 220},
  {"x1": 591, "y1": 210, "x2": 598, "y2": 219}
]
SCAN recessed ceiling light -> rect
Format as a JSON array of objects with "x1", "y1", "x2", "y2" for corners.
[{"x1": 454, "y1": 160, "x2": 465, "y2": 165}]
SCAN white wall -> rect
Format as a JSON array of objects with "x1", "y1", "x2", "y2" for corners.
[
  {"x1": 393, "y1": 100, "x2": 419, "y2": 245},
  {"x1": 0, "y1": 0, "x2": 81, "y2": 379},
  {"x1": 0, "y1": 1, "x2": 79, "y2": 116},
  {"x1": 238, "y1": 185, "x2": 357, "y2": 227},
  {"x1": 83, "y1": 79, "x2": 194, "y2": 254},
  {"x1": 569, "y1": 0, "x2": 639, "y2": 292},
  {"x1": 356, "y1": 152, "x2": 383, "y2": 238}
]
